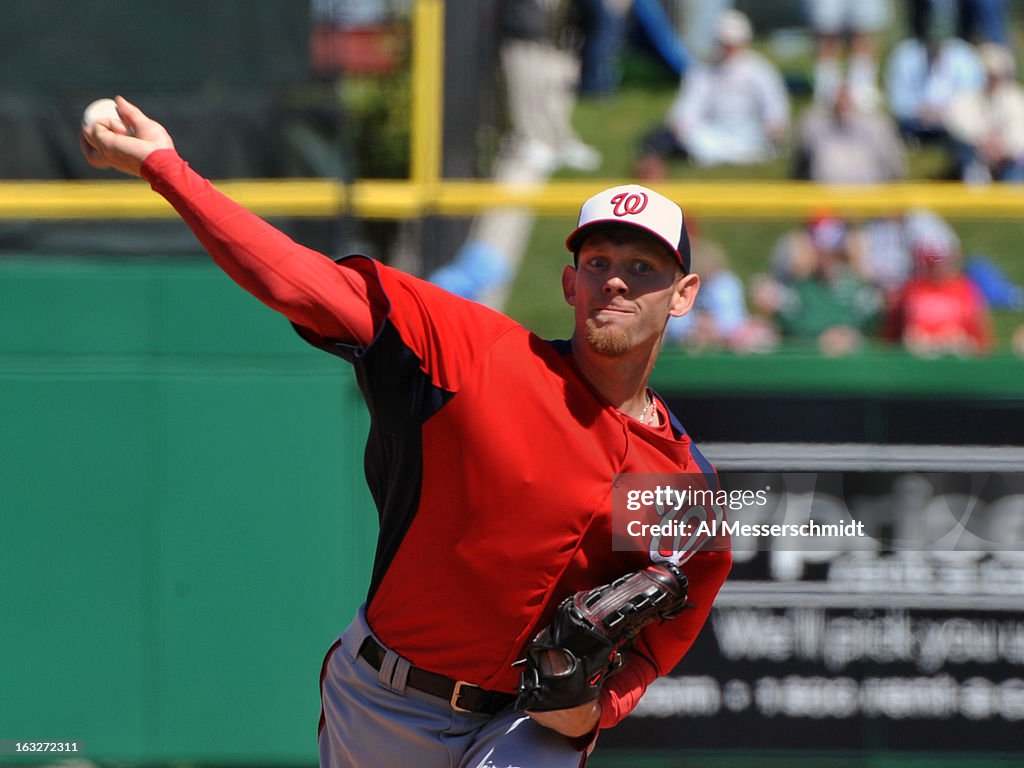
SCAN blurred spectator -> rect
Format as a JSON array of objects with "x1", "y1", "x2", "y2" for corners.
[
  {"x1": 665, "y1": 225, "x2": 778, "y2": 353},
  {"x1": 311, "y1": 0, "x2": 402, "y2": 26},
  {"x1": 884, "y1": 20, "x2": 985, "y2": 146},
  {"x1": 788, "y1": 75, "x2": 910, "y2": 320},
  {"x1": 502, "y1": 0, "x2": 601, "y2": 172},
  {"x1": 774, "y1": 213, "x2": 913, "y2": 306},
  {"x1": 886, "y1": 209, "x2": 993, "y2": 356},
  {"x1": 573, "y1": 0, "x2": 632, "y2": 96},
  {"x1": 768, "y1": 211, "x2": 862, "y2": 283},
  {"x1": 634, "y1": 9, "x2": 790, "y2": 178},
  {"x1": 804, "y1": 0, "x2": 890, "y2": 110},
  {"x1": 573, "y1": 0, "x2": 692, "y2": 95},
  {"x1": 429, "y1": 0, "x2": 601, "y2": 308},
  {"x1": 632, "y1": 0, "x2": 691, "y2": 79},
  {"x1": 958, "y1": 0, "x2": 1011, "y2": 44},
  {"x1": 945, "y1": 43, "x2": 1024, "y2": 183},
  {"x1": 852, "y1": 215, "x2": 914, "y2": 307},
  {"x1": 756, "y1": 214, "x2": 882, "y2": 356},
  {"x1": 680, "y1": 0, "x2": 735, "y2": 62},
  {"x1": 910, "y1": 0, "x2": 1010, "y2": 46},
  {"x1": 310, "y1": 0, "x2": 410, "y2": 75},
  {"x1": 792, "y1": 82, "x2": 907, "y2": 183}
]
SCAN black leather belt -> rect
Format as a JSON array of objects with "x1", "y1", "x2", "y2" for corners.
[{"x1": 358, "y1": 636, "x2": 515, "y2": 715}]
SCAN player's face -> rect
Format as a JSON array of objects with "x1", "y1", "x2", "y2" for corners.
[{"x1": 562, "y1": 229, "x2": 699, "y2": 356}]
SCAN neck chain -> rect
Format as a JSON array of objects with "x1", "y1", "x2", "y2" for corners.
[{"x1": 638, "y1": 389, "x2": 656, "y2": 426}]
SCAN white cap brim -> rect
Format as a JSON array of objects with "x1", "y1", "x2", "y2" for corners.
[{"x1": 565, "y1": 184, "x2": 690, "y2": 272}]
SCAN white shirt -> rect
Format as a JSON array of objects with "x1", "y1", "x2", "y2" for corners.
[
  {"x1": 945, "y1": 81, "x2": 1024, "y2": 158},
  {"x1": 668, "y1": 49, "x2": 790, "y2": 146},
  {"x1": 885, "y1": 38, "x2": 985, "y2": 122}
]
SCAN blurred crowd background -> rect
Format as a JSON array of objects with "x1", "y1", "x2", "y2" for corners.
[{"x1": 415, "y1": 0, "x2": 1024, "y2": 360}]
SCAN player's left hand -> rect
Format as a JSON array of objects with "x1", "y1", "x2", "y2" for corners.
[{"x1": 527, "y1": 698, "x2": 601, "y2": 738}]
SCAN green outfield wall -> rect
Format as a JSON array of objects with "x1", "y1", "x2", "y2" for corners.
[{"x1": 1, "y1": 257, "x2": 376, "y2": 764}]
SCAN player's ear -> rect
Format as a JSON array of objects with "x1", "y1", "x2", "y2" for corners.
[
  {"x1": 562, "y1": 264, "x2": 578, "y2": 306},
  {"x1": 669, "y1": 272, "x2": 700, "y2": 318}
]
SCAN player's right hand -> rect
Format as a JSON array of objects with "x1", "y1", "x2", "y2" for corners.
[{"x1": 80, "y1": 96, "x2": 174, "y2": 177}]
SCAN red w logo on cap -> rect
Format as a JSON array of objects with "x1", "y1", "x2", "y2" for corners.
[{"x1": 611, "y1": 192, "x2": 648, "y2": 217}]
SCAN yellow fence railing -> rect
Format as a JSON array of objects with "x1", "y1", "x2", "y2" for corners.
[
  {"x1": 4, "y1": 178, "x2": 1024, "y2": 220},
  {"x1": 5, "y1": 0, "x2": 1024, "y2": 221}
]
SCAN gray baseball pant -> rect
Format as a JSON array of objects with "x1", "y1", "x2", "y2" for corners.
[{"x1": 318, "y1": 607, "x2": 592, "y2": 768}]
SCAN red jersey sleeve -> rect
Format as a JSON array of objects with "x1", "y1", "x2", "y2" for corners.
[
  {"x1": 141, "y1": 149, "x2": 384, "y2": 345},
  {"x1": 309, "y1": 257, "x2": 521, "y2": 391},
  {"x1": 598, "y1": 547, "x2": 732, "y2": 728},
  {"x1": 141, "y1": 149, "x2": 518, "y2": 387}
]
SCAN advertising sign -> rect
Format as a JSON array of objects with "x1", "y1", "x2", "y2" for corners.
[{"x1": 605, "y1": 465, "x2": 1024, "y2": 752}]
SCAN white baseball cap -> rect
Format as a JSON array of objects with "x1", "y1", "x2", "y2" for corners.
[
  {"x1": 905, "y1": 208, "x2": 960, "y2": 264},
  {"x1": 565, "y1": 184, "x2": 691, "y2": 272},
  {"x1": 716, "y1": 10, "x2": 752, "y2": 47}
]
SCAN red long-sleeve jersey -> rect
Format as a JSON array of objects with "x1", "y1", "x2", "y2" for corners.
[{"x1": 142, "y1": 149, "x2": 732, "y2": 729}]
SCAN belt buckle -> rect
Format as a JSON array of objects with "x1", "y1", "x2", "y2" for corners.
[{"x1": 450, "y1": 680, "x2": 474, "y2": 713}]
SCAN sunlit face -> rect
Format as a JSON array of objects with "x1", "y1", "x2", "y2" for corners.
[{"x1": 562, "y1": 228, "x2": 699, "y2": 357}]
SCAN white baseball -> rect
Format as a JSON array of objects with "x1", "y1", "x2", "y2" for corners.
[{"x1": 82, "y1": 98, "x2": 126, "y2": 131}]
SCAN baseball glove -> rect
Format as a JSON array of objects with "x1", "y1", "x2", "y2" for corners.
[{"x1": 514, "y1": 563, "x2": 690, "y2": 712}]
